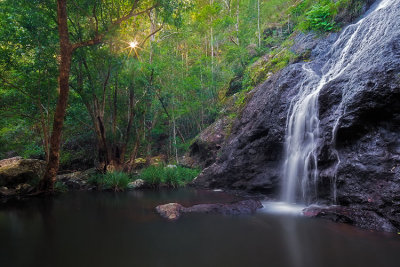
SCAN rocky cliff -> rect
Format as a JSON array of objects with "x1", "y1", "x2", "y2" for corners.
[{"x1": 193, "y1": 0, "x2": 400, "y2": 231}]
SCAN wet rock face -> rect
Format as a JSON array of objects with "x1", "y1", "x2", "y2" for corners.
[
  {"x1": 194, "y1": 1, "x2": 400, "y2": 231},
  {"x1": 194, "y1": 65, "x2": 309, "y2": 194}
]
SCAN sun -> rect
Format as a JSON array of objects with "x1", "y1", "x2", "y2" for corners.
[
  {"x1": 129, "y1": 41, "x2": 138, "y2": 48},
  {"x1": 122, "y1": 40, "x2": 141, "y2": 58}
]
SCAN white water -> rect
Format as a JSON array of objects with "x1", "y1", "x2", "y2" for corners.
[
  {"x1": 260, "y1": 201, "x2": 305, "y2": 215},
  {"x1": 281, "y1": 0, "x2": 395, "y2": 204}
]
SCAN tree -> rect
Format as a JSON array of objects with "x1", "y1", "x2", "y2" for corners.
[{"x1": 41, "y1": 0, "x2": 161, "y2": 192}]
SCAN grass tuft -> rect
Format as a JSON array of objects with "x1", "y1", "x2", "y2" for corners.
[
  {"x1": 88, "y1": 171, "x2": 131, "y2": 191},
  {"x1": 139, "y1": 165, "x2": 200, "y2": 187}
]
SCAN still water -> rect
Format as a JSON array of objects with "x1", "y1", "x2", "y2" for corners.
[{"x1": 1, "y1": 189, "x2": 399, "y2": 267}]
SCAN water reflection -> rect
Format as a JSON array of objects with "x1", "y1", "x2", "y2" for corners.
[
  {"x1": 0, "y1": 190, "x2": 399, "y2": 267},
  {"x1": 281, "y1": 217, "x2": 304, "y2": 267}
]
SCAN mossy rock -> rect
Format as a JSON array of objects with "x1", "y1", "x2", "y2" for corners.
[{"x1": 0, "y1": 157, "x2": 46, "y2": 187}]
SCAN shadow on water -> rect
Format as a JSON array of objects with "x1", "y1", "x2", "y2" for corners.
[{"x1": 1, "y1": 189, "x2": 400, "y2": 267}]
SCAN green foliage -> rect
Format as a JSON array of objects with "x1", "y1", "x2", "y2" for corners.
[
  {"x1": 0, "y1": 0, "x2": 369, "y2": 167},
  {"x1": 303, "y1": 3, "x2": 336, "y2": 32},
  {"x1": 88, "y1": 172, "x2": 131, "y2": 191},
  {"x1": 139, "y1": 165, "x2": 200, "y2": 187}
]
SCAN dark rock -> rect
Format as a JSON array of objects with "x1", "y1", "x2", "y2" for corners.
[
  {"x1": 193, "y1": 64, "x2": 301, "y2": 194},
  {"x1": 0, "y1": 186, "x2": 17, "y2": 197},
  {"x1": 56, "y1": 168, "x2": 96, "y2": 190},
  {"x1": 335, "y1": 0, "x2": 376, "y2": 26},
  {"x1": 15, "y1": 183, "x2": 35, "y2": 194},
  {"x1": 194, "y1": 2, "x2": 400, "y2": 231},
  {"x1": 290, "y1": 32, "x2": 319, "y2": 57},
  {"x1": 156, "y1": 203, "x2": 184, "y2": 220},
  {"x1": 303, "y1": 206, "x2": 397, "y2": 232},
  {"x1": 184, "y1": 117, "x2": 231, "y2": 169},
  {"x1": 184, "y1": 199, "x2": 263, "y2": 215},
  {"x1": 156, "y1": 199, "x2": 263, "y2": 220},
  {"x1": 0, "y1": 157, "x2": 46, "y2": 187}
]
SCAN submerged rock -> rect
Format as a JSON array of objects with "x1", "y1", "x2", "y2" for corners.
[{"x1": 156, "y1": 199, "x2": 263, "y2": 221}]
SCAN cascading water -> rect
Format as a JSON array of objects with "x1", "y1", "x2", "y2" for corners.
[{"x1": 281, "y1": 0, "x2": 396, "y2": 204}]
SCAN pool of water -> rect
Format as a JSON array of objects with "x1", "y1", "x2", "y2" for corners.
[{"x1": 1, "y1": 189, "x2": 400, "y2": 267}]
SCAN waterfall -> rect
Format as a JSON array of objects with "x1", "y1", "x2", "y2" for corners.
[{"x1": 281, "y1": 0, "x2": 395, "y2": 204}]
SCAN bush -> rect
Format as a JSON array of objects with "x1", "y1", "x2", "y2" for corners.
[
  {"x1": 88, "y1": 171, "x2": 131, "y2": 191},
  {"x1": 303, "y1": 3, "x2": 336, "y2": 32},
  {"x1": 139, "y1": 165, "x2": 200, "y2": 187}
]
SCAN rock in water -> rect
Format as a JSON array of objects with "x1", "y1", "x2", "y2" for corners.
[
  {"x1": 127, "y1": 179, "x2": 147, "y2": 189},
  {"x1": 303, "y1": 206, "x2": 397, "y2": 232},
  {"x1": 0, "y1": 157, "x2": 46, "y2": 187},
  {"x1": 156, "y1": 199, "x2": 263, "y2": 220},
  {"x1": 156, "y1": 203, "x2": 184, "y2": 220}
]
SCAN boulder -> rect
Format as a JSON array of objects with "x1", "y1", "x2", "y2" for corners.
[
  {"x1": 0, "y1": 186, "x2": 17, "y2": 197},
  {"x1": 156, "y1": 199, "x2": 263, "y2": 221},
  {"x1": 0, "y1": 157, "x2": 46, "y2": 187},
  {"x1": 127, "y1": 179, "x2": 147, "y2": 189},
  {"x1": 156, "y1": 203, "x2": 184, "y2": 220},
  {"x1": 56, "y1": 168, "x2": 96, "y2": 190}
]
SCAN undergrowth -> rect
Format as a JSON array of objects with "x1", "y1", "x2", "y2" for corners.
[
  {"x1": 88, "y1": 171, "x2": 131, "y2": 191},
  {"x1": 139, "y1": 165, "x2": 200, "y2": 187}
]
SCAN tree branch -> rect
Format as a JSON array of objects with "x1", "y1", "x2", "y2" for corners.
[
  {"x1": 140, "y1": 24, "x2": 164, "y2": 47},
  {"x1": 71, "y1": 2, "x2": 158, "y2": 51}
]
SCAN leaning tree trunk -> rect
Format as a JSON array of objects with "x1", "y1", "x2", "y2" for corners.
[
  {"x1": 40, "y1": 0, "x2": 72, "y2": 192},
  {"x1": 39, "y1": 0, "x2": 154, "y2": 191}
]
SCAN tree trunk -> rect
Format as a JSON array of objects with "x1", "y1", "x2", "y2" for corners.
[
  {"x1": 257, "y1": 0, "x2": 261, "y2": 47},
  {"x1": 40, "y1": 0, "x2": 72, "y2": 192},
  {"x1": 236, "y1": 0, "x2": 240, "y2": 45},
  {"x1": 120, "y1": 87, "x2": 136, "y2": 164}
]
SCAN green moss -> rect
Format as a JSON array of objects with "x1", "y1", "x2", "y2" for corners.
[{"x1": 242, "y1": 45, "x2": 298, "y2": 90}]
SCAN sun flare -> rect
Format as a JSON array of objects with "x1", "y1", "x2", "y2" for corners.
[{"x1": 129, "y1": 41, "x2": 138, "y2": 48}]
